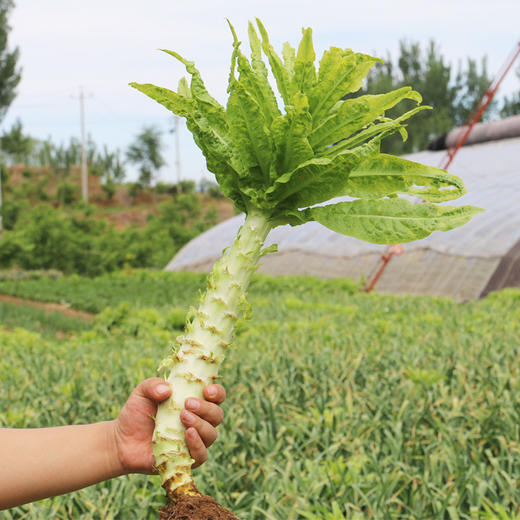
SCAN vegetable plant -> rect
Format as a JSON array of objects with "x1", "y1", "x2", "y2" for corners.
[{"x1": 131, "y1": 19, "x2": 482, "y2": 519}]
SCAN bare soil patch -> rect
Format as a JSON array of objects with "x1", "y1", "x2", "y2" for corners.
[{"x1": 0, "y1": 294, "x2": 94, "y2": 321}]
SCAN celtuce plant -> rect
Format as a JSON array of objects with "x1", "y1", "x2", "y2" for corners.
[{"x1": 131, "y1": 19, "x2": 482, "y2": 519}]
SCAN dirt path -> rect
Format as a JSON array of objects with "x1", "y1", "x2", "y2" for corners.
[{"x1": 0, "y1": 293, "x2": 95, "y2": 321}]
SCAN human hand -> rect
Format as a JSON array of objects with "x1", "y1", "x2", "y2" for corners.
[{"x1": 111, "y1": 378, "x2": 226, "y2": 474}]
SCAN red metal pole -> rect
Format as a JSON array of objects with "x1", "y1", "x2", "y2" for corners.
[
  {"x1": 365, "y1": 251, "x2": 393, "y2": 293},
  {"x1": 365, "y1": 245, "x2": 403, "y2": 293},
  {"x1": 441, "y1": 41, "x2": 520, "y2": 170},
  {"x1": 364, "y1": 41, "x2": 520, "y2": 293}
]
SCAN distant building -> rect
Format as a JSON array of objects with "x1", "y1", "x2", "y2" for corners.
[{"x1": 166, "y1": 117, "x2": 520, "y2": 300}]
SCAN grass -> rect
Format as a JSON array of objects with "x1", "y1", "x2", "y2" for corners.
[
  {"x1": 0, "y1": 269, "x2": 360, "y2": 313},
  {"x1": 1, "y1": 270, "x2": 519, "y2": 519}
]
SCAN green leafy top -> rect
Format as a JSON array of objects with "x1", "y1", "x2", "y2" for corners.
[{"x1": 130, "y1": 20, "x2": 482, "y2": 244}]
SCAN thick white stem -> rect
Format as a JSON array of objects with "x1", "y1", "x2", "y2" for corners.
[{"x1": 153, "y1": 209, "x2": 271, "y2": 499}]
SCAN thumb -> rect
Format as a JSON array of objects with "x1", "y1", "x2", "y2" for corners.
[{"x1": 133, "y1": 378, "x2": 171, "y2": 403}]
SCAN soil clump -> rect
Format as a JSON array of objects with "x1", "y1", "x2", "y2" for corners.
[{"x1": 159, "y1": 494, "x2": 239, "y2": 520}]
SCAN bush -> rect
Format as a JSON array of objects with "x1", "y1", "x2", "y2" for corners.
[
  {"x1": 126, "y1": 182, "x2": 142, "y2": 200},
  {"x1": 1, "y1": 199, "x2": 29, "y2": 230},
  {"x1": 0, "y1": 205, "x2": 115, "y2": 275},
  {"x1": 199, "y1": 179, "x2": 223, "y2": 199},
  {"x1": 0, "y1": 233, "x2": 30, "y2": 267},
  {"x1": 0, "y1": 163, "x2": 9, "y2": 184},
  {"x1": 56, "y1": 182, "x2": 78, "y2": 205},
  {"x1": 0, "y1": 198, "x2": 217, "y2": 276},
  {"x1": 101, "y1": 181, "x2": 116, "y2": 201},
  {"x1": 154, "y1": 182, "x2": 174, "y2": 195},
  {"x1": 36, "y1": 176, "x2": 50, "y2": 201},
  {"x1": 208, "y1": 184, "x2": 223, "y2": 199},
  {"x1": 177, "y1": 180, "x2": 195, "y2": 194}
]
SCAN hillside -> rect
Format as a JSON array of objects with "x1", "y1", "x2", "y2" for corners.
[
  {"x1": 0, "y1": 165, "x2": 236, "y2": 275},
  {"x1": 5, "y1": 164, "x2": 235, "y2": 230}
]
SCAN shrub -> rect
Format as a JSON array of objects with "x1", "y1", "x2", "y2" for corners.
[
  {"x1": 101, "y1": 180, "x2": 116, "y2": 201},
  {"x1": 0, "y1": 163, "x2": 9, "y2": 184},
  {"x1": 56, "y1": 182, "x2": 78, "y2": 205},
  {"x1": 177, "y1": 179, "x2": 195, "y2": 194},
  {"x1": 0, "y1": 198, "x2": 217, "y2": 276},
  {"x1": 1, "y1": 199, "x2": 29, "y2": 230},
  {"x1": 154, "y1": 182, "x2": 174, "y2": 195},
  {"x1": 199, "y1": 179, "x2": 223, "y2": 199},
  {"x1": 126, "y1": 182, "x2": 142, "y2": 200}
]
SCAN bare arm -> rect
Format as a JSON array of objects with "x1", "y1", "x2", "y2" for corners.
[
  {"x1": 0, "y1": 421, "x2": 120, "y2": 509},
  {"x1": 0, "y1": 379, "x2": 226, "y2": 510}
]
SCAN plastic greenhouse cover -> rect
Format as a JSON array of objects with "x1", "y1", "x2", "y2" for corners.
[{"x1": 167, "y1": 136, "x2": 520, "y2": 272}]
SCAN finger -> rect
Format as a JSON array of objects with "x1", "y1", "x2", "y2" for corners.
[
  {"x1": 185, "y1": 398, "x2": 224, "y2": 427},
  {"x1": 181, "y1": 410, "x2": 218, "y2": 447},
  {"x1": 185, "y1": 427, "x2": 207, "y2": 469},
  {"x1": 133, "y1": 378, "x2": 171, "y2": 403},
  {"x1": 203, "y1": 384, "x2": 226, "y2": 405}
]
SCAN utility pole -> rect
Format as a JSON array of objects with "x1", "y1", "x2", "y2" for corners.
[{"x1": 79, "y1": 86, "x2": 88, "y2": 203}]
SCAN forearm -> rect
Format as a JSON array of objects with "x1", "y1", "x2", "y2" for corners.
[{"x1": 0, "y1": 421, "x2": 123, "y2": 510}]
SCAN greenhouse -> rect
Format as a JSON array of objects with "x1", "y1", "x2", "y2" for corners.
[{"x1": 166, "y1": 118, "x2": 520, "y2": 301}]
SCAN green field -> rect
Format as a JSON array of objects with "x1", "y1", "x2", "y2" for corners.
[
  {"x1": 1, "y1": 270, "x2": 519, "y2": 519},
  {"x1": 0, "y1": 301, "x2": 90, "y2": 338},
  {"x1": 0, "y1": 269, "x2": 360, "y2": 313}
]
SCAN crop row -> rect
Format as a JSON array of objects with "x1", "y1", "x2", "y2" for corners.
[
  {"x1": 0, "y1": 300, "x2": 90, "y2": 338},
  {"x1": 0, "y1": 269, "x2": 360, "y2": 313},
  {"x1": 0, "y1": 272, "x2": 519, "y2": 518}
]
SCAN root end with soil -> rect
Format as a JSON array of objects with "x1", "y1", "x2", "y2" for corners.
[{"x1": 159, "y1": 493, "x2": 239, "y2": 520}]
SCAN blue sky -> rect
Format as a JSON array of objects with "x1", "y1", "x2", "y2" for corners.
[{"x1": 5, "y1": 0, "x2": 520, "y2": 183}]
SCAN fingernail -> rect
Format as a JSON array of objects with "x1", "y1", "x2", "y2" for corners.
[
  {"x1": 207, "y1": 386, "x2": 217, "y2": 398},
  {"x1": 186, "y1": 398, "x2": 200, "y2": 411},
  {"x1": 186, "y1": 427, "x2": 197, "y2": 440},
  {"x1": 182, "y1": 411, "x2": 196, "y2": 425},
  {"x1": 157, "y1": 384, "x2": 170, "y2": 396}
]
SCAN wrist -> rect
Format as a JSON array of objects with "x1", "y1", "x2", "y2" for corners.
[{"x1": 104, "y1": 420, "x2": 127, "y2": 477}]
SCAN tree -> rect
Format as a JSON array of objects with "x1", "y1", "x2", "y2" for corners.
[
  {"x1": 86, "y1": 133, "x2": 98, "y2": 168},
  {"x1": 52, "y1": 139, "x2": 79, "y2": 181},
  {"x1": 126, "y1": 126, "x2": 165, "y2": 186},
  {"x1": 102, "y1": 145, "x2": 125, "y2": 182},
  {"x1": 358, "y1": 40, "x2": 493, "y2": 154},
  {"x1": 95, "y1": 145, "x2": 126, "y2": 200},
  {"x1": 0, "y1": 0, "x2": 21, "y2": 234},
  {"x1": 0, "y1": 0, "x2": 20, "y2": 124},
  {"x1": 35, "y1": 138, "x2": 55, "y2": 167},
  {"x1": 500, "y1": 65, "x2": 520, "y2": 117},
  {"x1": 1, "y1": 118, "x2": 32, "y2": 163},
  {"x1": 501, "y1": 92, "x2": 520, "y2": 117}
]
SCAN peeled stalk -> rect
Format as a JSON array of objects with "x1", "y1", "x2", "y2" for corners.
[{"x1": 153, "y1": 208, "x2": 271, "y2": 502}]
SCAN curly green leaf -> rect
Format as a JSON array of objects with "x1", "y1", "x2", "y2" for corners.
[
  {"x1": 346, "y1": 154, "x2": 467, "y2": 202},
  {"x1": 285, "y1": 198, "x2": 484, "y2": 243}
]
